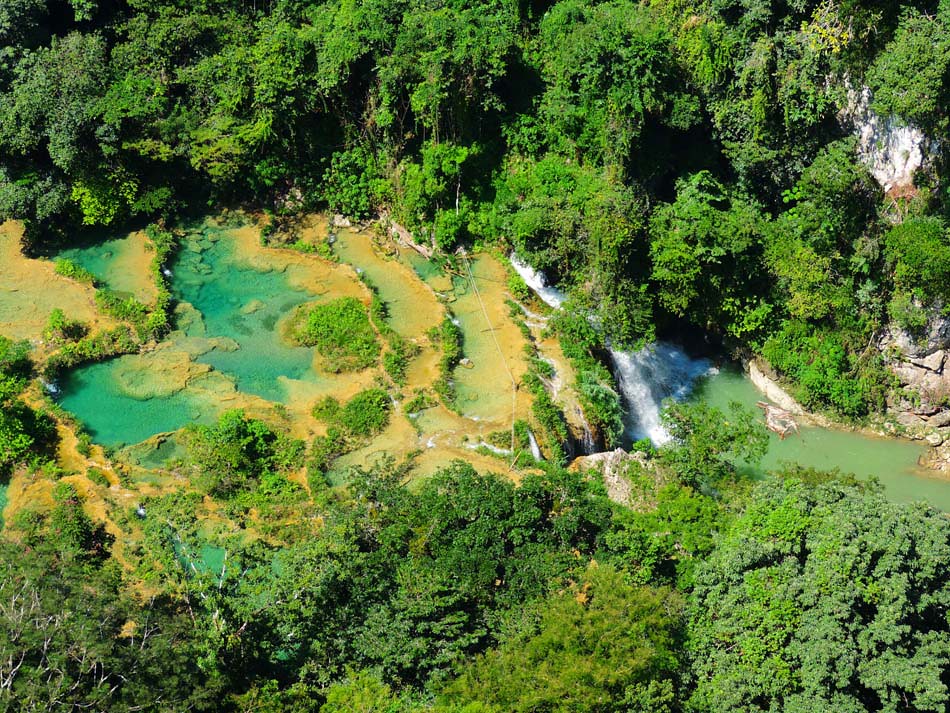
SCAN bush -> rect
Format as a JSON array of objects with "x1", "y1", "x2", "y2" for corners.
[
  {"x1": 321, "y1": 146, "x2": 383, "y2": 219},
  {"x1": 313, "y1": 388, "x2": 392, "y2": 439},
  {"x1": 53, "y1": 258, "x2": 96, "y2": 284},
  {"x1": 429, "y1": 318, "x2": 464, "y2": 407},
  {"x1": 185, "y1": 410, "x2": 304, "y2": 498},
  {"x1": 297, "y1": 297, "x2": 380, "y2": 373},
  {"x1": 44, "y1": 308, "x2": 87, "y2": 343},
  {"x1": 341, "y1": 389, "x2": 392, "y2": 437},
  {"x1": 885, "y1": 217, "x2": 950, "y2": 305},
  {"x1": 0, "y1": 336, "x2": 32, "y2": 381},
  {"x1": 761, "y1": 320, "x2": 882, "y2": 419}
]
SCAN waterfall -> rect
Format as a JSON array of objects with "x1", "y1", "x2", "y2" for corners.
[
  {"x1": 527, "y1": 429, "x2": 544, "y2": 462},
  {"x1": 509, "y1": 252, "x2": 714, "y2": 447},
  {"x1": 610, "y1": 344, "x2": 714, "y2": 445},
  {"x1": 509, "y1": 254, "x2": 567, "y2": 309}
]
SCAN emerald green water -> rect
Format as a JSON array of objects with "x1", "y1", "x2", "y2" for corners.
[
  {"x1": 171, "y1": 226, "x2": 319, "y2": 401},
  {"x1": 0, "y1": 482, "x2": 7, "y2": 528},
  {"x1": 57, "y1": 232, "x2": 148, "y2": 299},
  {"x1": 58, "y1": 361, "x2": 215, "y2": 447},
  {"x1": 57, "y1": 222, "x2": 322, "y2": 449},
  {"x1": 695, "y1": 367, "x2": 950, "y2": 511}
]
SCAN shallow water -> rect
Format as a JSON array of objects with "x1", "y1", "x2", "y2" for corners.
[
  {"x1": 332, "y1": 230, "x2": 441, "y2": 339},
  {"x1": 448, "y1": 257, "x2": 524, "y2": 422},
  {"x1": 57, "y1": 221, "x2": 325, "y2": 447},
  {"x1": 0, "y1": 482, "x2": 7, "y2": 527},
  {"x1": 695, "y1": 367, "x2": 950, "y2": 510},
  {"x1": 58, "y1": 360, "x2": 217, "y2": 447},
  {"x1": 57, "y1": 231, "x2": 155, "y2": 303},
  {"x1": 172, "y1": 226, "x2": 320, "y2": 402}
]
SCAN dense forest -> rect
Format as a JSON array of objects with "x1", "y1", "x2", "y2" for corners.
[
  {"x1": 3, "y1": 0, "x2": 950, "y2": 710},
  {"x1": 5, "y1": 0, "x2": 950, "y2": 417}
]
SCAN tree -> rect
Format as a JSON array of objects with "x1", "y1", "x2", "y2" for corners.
[
  {"x1": 441, "y1": 564, "x2": 681, "y2": 713},
  {"x1": 185, "y1": 410, "x2": 303, "y2": 498},
  {"x1": 659, "y1": 400, "x2": 768, "y2": 488},
  {"x1": 868, "y1": 11, "x2": 950, "y2": 127},
  {"x1": 649, "y1": 171, "x2": 771, "y2": 339},
  {"x1": 688, "y1": 477, "x2": 950, "y2": 712},
  {"x1": 533, "y1": 0, "x2": 699, "y2": 170},
  {"x1": 0, "y1": 540, "x2": 222, "y2": 711}
]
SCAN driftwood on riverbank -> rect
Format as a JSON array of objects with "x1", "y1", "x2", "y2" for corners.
[{"x1": 757, "y1": 401, "x2": 800, "y2": 439}]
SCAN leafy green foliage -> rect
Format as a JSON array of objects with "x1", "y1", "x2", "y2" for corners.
[
  {"x1": 53, "y1": 258, "x2": 96, "y2": 284},
  {"x1": 606, "y1": 483, "x2": 726, "y2": 589},
  {"x1": 688, "y1": 477, "x2": 950, "y2": 712},
  {"x1": 868, "y1": 11, "x2": 950, "y2": 126},
  {"x1": 762, "y1": 321, "x2": 888, "y2": 418},
  {"x1": 0, "y1": 337, "x2": 55, "y2": 477},
  {"x1": 298, "y1": 297, "x2": 380, "y2": 373},
  {"x1": 0, "y1": 335, "x2": 31, "y2": 381},
  {"x1": 442, "y1": 565, "x2": 681, "y2": 713},
  {"x1": 0, "y1": 539, "x2": 223, "y2": 711},
  {"x1": 660, "y1": 400, "x2": 768, "y2": 488},
  {"x1": 48, "y1": 481, "x2": 113, "y2": 562},
  {"x1": 185, "y1": 410, "x2": 304, "y2": 498},
  {"x1": 429, "y1": 317, "x2": 464, "y2": 408},
  {"x1": 650, "y1": 172, "x2": 770, "y2": 340},
  {"x1": 314, "y1": 388, "x2": 392, "y2": 439},
  {"x1": 533, "y1": 0, "x2": 699, "y2": 168},
  {"x1": 885, "y1": 216, "x2": 950, "y2": 306}
]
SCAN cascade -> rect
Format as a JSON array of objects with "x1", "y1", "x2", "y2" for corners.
[
  {"x1": 527, "y1": 429, "x2": 544, "y2": 461},
  {"x1": 510, "y1": 253, "x2": 712, "y2": 446},
  {"x1": 509, "y1": 254, "x2": 567, "y2": 308},
  {"x1": 610, "y1": 344, "x2": 713, "y2": 445}
]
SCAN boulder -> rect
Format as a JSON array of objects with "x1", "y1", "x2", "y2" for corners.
[
  {"x1": 881, "y1": 310, "x2": 950, "y2": 359},
  {"x1": 747, "y1": 360, "x2": 805, "y2": 415},
  {"x1": 910, "y1": 350, "x2": 946, "y2": 373},
  {"x1": 928, "y1": 411, "x2": 950, "y2": 428},
  {"x1": 572, "y1": 448, "x2": 655, "y2": 508}
]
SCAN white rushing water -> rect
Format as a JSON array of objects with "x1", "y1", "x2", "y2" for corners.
[
  {"x1": 611, "y1": 344, "x2": 715, "y2": 445},
  {"x1": 510, "y1": 252, "x2": 713, "y2": 445},
  {"x1": 510, "y1": 254, "x2": 567, "y2": 309},
  {"x1": 527, "y1": 429, "x2": 544, "y2": 462}
]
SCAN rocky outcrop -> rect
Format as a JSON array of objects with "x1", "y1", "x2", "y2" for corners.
[
  {"x1": 745, "y1": 360, "x2": 833, "y2": 429},
  {"x1": 876, "y1": 320, "x2": 950, "y2": 469},
  {"x1": 572, "y1": 448, "x2": 658, "y2": 509},
  {"x1": 748, "y1": 360, "x2": 805, "y2": 415},
  {"x1": 881, "y1": 308, "x2": 950, "y2": 359},
  {"x1": 840, "y1": 85, "x2": 936, "y2": 197}
]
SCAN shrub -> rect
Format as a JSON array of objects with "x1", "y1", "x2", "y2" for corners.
[
  {"x1": 185, "y1": 410, "x2": 304, "y2": 498},
  {"x1": 44, "y1": 308, "x2": 87, "y2": 343},
  {"x1": 339, "y1": 388, "x2": 392, "y2": 437},
  {"x1": 313, "y1": 389, "x2": 392, "y2": 439},
  {"x1": 53, "y1": 258, "x2": 96, "y2": 284},
  {"x1": 298, "y1": 297, "x2": 380, "y2": 372},
  {"x1": 0, "y1": 336, "x2": 32, "y2": 381},
  {"x1": 429, "y1": 318, "x2": 464, "y2": 407}
]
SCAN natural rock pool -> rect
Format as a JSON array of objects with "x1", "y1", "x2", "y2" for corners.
[
  {"x1": 52, "y1": 218, "x2": 538, "y2": 481},
  {"x1": 695, "y1": 367, "x2": 950, "y2": 510},
  {"x1": 57, "y1": 220, "x2": 331, "y2": 446},
  {"x1": 40, "y1": 216, "x2": 950, "y2": 511}
]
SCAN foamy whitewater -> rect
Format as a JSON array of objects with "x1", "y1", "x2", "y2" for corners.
[{"x1": 510, "y1": 253, "x2": 714, "y2": 445}]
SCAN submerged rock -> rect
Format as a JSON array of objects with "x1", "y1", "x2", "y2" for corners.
[
  {"x1": 240, "y1": 299, "x2": 266, "y2": 315},
  {"x1": 112, "y1": 349, "x2": 213, "y2": 400}
]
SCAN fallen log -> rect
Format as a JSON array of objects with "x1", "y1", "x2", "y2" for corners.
[{"x1": 756, "y1": 401, "x2": 800, "y2": 440}]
